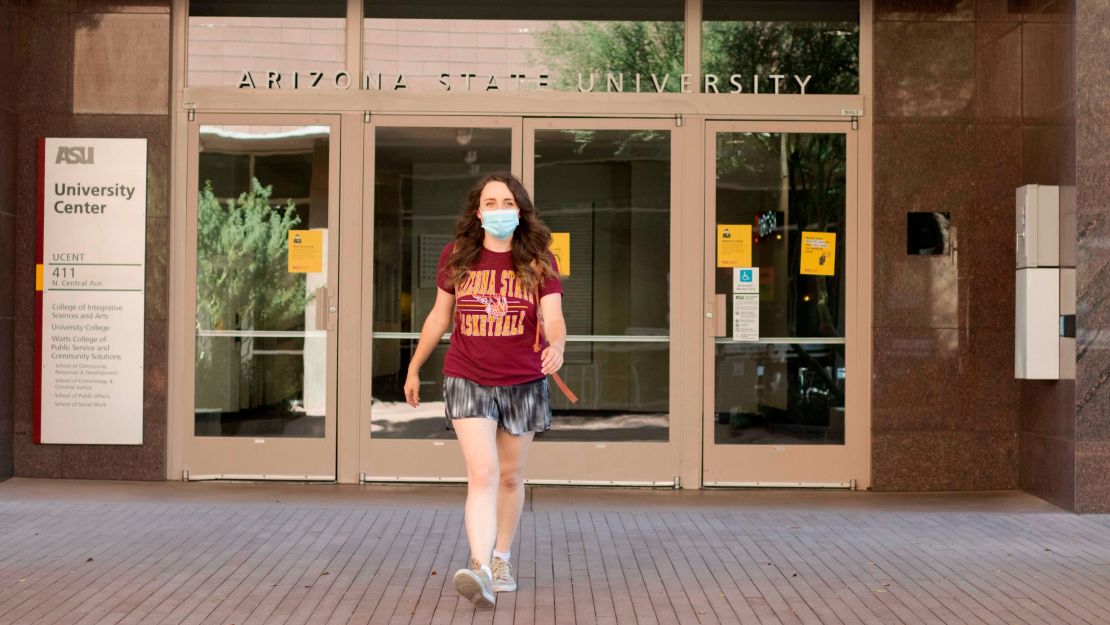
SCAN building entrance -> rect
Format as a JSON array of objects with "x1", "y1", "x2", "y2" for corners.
[
  {"x1": 182, "y1": 114, "x2": 340, "y2": 480},
  {"x1": 702, "y1": 121, "x2": 866, "y2": 487},
  {"x1": 360, "y1": 116, "x2": 688, "y2": 485},
  {"x1": 175, "y1": 112, "x2": 867, "y2": 488},
  {"x1": 166, "y1": 0, "x2": 874, "y2": 487}
]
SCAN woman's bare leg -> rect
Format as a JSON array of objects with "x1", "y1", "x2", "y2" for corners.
[
  {"x1": 452, "y1": 418, "x2": 500, "y2": 567},
  {"x1": 494, "y1": 428, "x2": 535, "y2": 553}
]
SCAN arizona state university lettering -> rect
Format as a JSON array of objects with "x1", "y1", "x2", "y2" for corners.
[{"x1": 239, "y1": 70, "x2": 816, "y2": 94}]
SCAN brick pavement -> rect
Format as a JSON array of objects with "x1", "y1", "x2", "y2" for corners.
[{"x1": 0, "y1": 479, "x2": 1107, "y2": 625}]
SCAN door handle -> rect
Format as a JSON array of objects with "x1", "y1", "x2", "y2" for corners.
[
  {"x1": 314, "y1": 286, "x2": 328, "y2": 331},
  {"x1": 328, "y1": 292, "x2": 337, "y2": 331},
  {"x1": 713, "y1": 294, "x2": 726, "y2": 338}
]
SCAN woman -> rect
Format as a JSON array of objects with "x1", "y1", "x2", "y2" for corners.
[{"x1": 403, "y1": 172, "x2": 566, "y2": 609}]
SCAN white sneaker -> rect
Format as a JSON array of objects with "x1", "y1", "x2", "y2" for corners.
[
  {"x1": 491, "y1": 556, "x2": 517, "y2": 592},
  {"x1": 453, "y1": 557, "x2": 495, "y2": 609}
]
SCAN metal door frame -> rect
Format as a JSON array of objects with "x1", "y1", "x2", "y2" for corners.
[
  {"x1": 359, "y1": 115, "x2": 691, "y2": 486},
  {"x1": 700, "y1": 120, "x2": 870, "y2": 489},
  {"x1": 180, "y1": 113, "x2": 342, "y2": 480},
  {"x1": 358, "y1": 115, "x2": 524, "y2": 482}
]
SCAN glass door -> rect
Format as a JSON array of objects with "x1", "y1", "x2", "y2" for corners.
[
  {"x1": 361, "y1": 117, "x2": 684, "y2": 485},
  {"x1": 183, "y1": 114, "x2": 340, "y2": 480},
  {"x1": 703, "y1": 121, "x2": 866, "y2": 487},
  {"x1": 361, "y1": 116, "x2": 520, "y2": 480},
  {"x1": 521, "y1": 118, "x2": 682, "y2": 484}
]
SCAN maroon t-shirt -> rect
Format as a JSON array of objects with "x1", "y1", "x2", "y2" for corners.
[{"x1": 436, "y1": 243, "x2": 563, "y2": 386}]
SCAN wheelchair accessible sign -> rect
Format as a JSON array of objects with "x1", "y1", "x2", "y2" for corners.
[{"x1": 732, "y1": 267, "x2": 759, "y2": 342}]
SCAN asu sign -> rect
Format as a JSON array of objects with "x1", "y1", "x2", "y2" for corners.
[
  {"x1": 54, "y1": 146, "x2": 95, "y2": 165},
  {"x1": 36, "y1": 138, "x2": 148, "y2": 445}
]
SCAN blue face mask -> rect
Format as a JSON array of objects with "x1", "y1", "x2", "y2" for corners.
[{"x1": 480, "y1": 209, "x2": 519, "y2": 240}]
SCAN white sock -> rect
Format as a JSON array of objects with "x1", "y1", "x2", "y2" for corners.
[{"x1": 492, "y1": 549, "x2": 510, "y2": 561}]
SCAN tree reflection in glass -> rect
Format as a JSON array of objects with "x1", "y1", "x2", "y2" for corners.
[
  {"x1": 714, "y1": 132, "x2": 847, "y2": 445},
  {"x1": 194, "y1": 176, "x2": 323, "y2": 437}
]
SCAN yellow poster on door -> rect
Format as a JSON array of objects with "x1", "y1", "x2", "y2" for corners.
[
  {"x1": 800, "y1": 231, "x2": 836, "y2": 276},
  {"x1": 288, "y1": 229, "x2": 323, "y2": 273},
  {"x1": 716, "y1": 224, "x2": 752, "y2": 268},
  {"x1": 550, "y1": 232, "x2": 570, "y2": 276}
]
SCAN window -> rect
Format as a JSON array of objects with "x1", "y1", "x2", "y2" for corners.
[
  {"x1": 188, "y1": 0, "x2": 347, "y2": 88},
  {"x1": 702, "y1": 0, "x2": 860, "y2": 94},
  {"x1": 362, "y1": 0, "x2": 685, "y2": 92}
]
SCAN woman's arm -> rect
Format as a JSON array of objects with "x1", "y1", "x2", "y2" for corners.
[
  {"x1": 404, "y1": 287, "x2": 455, "y2": 407},
  {"x1": 539, "y1": 293, "x2": 566, "y2": 375}
]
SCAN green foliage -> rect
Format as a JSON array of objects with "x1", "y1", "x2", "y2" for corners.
[
  {"x1": 703, "y1": 21, "x2": 859, "y2": 94},
  {"x1": 534, "y1": 21, "x2": 685, "y2": 91},
  {"x1": 534, "y1": 19, "x2": 858, "y2": 95},
  {"x1": 195, "y1": 178, "x2": 307, "y2": 333}
]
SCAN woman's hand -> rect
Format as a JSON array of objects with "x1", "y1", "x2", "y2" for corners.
[
  {"x1": 540, "y1": 343, "x2": 564, "y2": 375},
  {"x1": 404, "y1": 370, "x2": 421, "y2": 407},
  {"x1": 538, "y1": 293, "x2": 566, "y2": 376},
  {"x1": 404, "y1": 287, "x2": 454, "y2": 409}
]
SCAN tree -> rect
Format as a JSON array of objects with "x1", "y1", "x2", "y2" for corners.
[
  {"x1": 703, "y1": 21, "x2": 859, "y2": 94},
  {"x1": 195, "y1": 177, "x2": 307, "y2": 333},
  {"x1": 194, "y1": 177, "x2": 306, "y2": 381},
  {"x1": 534, "y1": 20, "x2": 858, "y2": 94},
  {"x1": 534, "y1": 21, "x2": 685, "y2": 91},
  {"x1": 195, "y1": 177, "x2": 309, "y2": 410}
]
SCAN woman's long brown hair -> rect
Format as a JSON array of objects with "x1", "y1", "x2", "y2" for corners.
[{"x1": 445, "y1": 172, "x2": 556, "y2": 294}]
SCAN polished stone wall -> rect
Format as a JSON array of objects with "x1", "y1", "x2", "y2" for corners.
[
  {"x1": 872, "y1": 0, "x2": 1075, "y2": 492},
  {"x1": 10, "y1": 0, "x2": 170, "y2": 480},
  {"x1": 1074, "y1": 0, "x2": 1110, "y2": 513},
  {"x1": 0, "y1": 0, "x2": 16, "y2": 481},
  {"x1": 1009, "y1": 0, "x2": 1079, "y2": 510}
]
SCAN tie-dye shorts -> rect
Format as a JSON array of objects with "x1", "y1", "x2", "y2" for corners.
[{"x1": 443, "y1": 375, "x2": 552, "y2": 436}]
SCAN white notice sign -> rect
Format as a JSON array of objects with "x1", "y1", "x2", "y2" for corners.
[
  {"x1": 732, "y1": 294, "x2": 759, "y2": 342},
  {"x1": 38, "y1": 138, "x2": 147, "y2": 445},
  {"x1": 731, "y1": 267, "x2": 759, "y2": 342}
]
